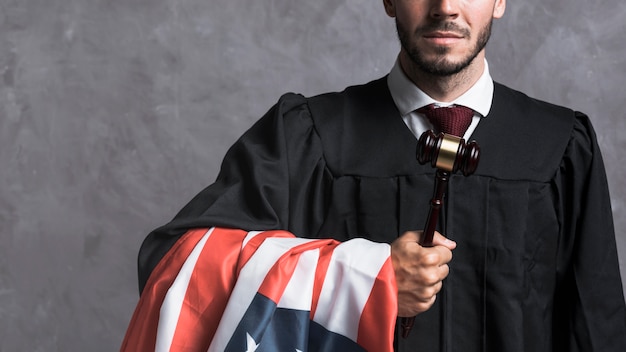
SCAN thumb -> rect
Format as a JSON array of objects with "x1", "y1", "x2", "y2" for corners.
[{"x1": 431, "y1": 231, "x2": 457, "y2": 250}]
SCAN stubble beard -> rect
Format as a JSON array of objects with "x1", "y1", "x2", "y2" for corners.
[{"x1": 397, "y1": 19, "x2": 493, "y2": 77}]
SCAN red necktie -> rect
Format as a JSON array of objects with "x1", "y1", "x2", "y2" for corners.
[{"x1": 417, "y1": 104, "x2": 474, "y2": 137}]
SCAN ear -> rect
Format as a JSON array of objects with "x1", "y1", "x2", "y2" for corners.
[
  {"x1": 383, "y1": 0, "x2": 396, "y2": 18},
  {"x1": 493, "y1": 0, "x2": 506, "y2": 19}
]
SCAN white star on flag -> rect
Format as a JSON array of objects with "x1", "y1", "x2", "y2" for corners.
[
  {"x1": 245, "y1": 333, "x2": 303, "y2": 351},
  {"x1": 245, "y1": 333, "x2": 259, "y2": 352}
]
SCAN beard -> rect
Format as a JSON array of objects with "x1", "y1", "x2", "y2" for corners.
[{"x1": 397, "y1": 18, "x2": 493, "y2": 76}]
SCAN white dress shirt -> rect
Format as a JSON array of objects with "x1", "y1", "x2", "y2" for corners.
[{"x1": 386, "y1": 58, "x2": 494, "y2": 140}]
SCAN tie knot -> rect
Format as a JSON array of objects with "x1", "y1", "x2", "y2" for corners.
[{"x1": 417, "y1": 104, "x2": 474, "y2": 137}]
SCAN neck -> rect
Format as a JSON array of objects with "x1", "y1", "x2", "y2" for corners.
[{"x1": 399, "y1": 51, "x2": 486, "y2": 102}]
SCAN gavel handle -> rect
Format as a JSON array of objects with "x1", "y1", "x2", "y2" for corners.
[
  {"x1": 419, "y1": 169, "x2": 449, "y2": 246},
  {"x1": 400, "y1": 169, "x2": 450, "y2": 338}
]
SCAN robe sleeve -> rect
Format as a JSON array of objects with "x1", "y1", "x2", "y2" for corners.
[
  {"x1": 553, "y1": 112, "x2": 626, "y2": 350},
  {"x1": 137, "y1": 93, "x2": 330, "y2": 293}
]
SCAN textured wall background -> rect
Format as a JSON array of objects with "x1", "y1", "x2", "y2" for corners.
[{"x1": 0, "y1": 0, "x2": 624, "y2": 350}]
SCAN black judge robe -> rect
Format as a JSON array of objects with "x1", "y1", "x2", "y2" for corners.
[{"x1": 137, "y1": 77, "x2": 626, "y2": 351}]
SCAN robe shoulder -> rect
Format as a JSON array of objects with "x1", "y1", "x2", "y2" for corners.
[
  {"x1": 304, "y1": 77, "x2": 430, "y2": 177},
  {"x1": 253, "y1": 77, "x2": 421, "y2": 178},
  {"x1": 472, "y1": 83, "x2": 591, "y2": 182}
]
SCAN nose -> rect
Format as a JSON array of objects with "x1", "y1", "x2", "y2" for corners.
[{"x1": 430, "y1": 0, "x2": 460, "y2": 19}]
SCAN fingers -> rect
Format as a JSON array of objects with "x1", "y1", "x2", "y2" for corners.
[
  {"x1": 399, "y1": 293, "x2": 438, "y2": 317},
  {"x1": 397, "y1": 280, "x2": 443, "y2": 317},
  {"x1": 391, "y1": 230, "x2": 455, "y2": 317}
]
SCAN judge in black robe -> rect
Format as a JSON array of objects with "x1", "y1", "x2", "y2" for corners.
[{"x1": 137, "y1": 77, "x2": 626, "y2": 351}]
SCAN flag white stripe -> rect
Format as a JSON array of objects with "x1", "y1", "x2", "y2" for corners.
[
  {"x1": 208, "y1": 236, "x2": 314, "y2": 352},
  {"x1": 312, "y1": 238, "x2": 391, "y2": 341},
  {"x1": 155, "y1": 228, "x2": 215, "y2": 352},
  {"x1": 276, "y1": 248, "x2": 319, "y2": 310}
]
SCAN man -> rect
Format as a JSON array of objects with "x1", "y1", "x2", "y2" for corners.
[{"x1": 134, "y1": 0, "x2": 626, "y2": 350}]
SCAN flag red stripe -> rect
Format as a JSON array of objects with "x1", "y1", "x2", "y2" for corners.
[
  {"x1": 169, "y1": 228, "x2": 248, "y2": 350},
  {"x1": 238, "y1": 230, "x2": 293, "y2": 272},
  {"x1": 257, "y1": 239, "x2": 336, "y2": 302},
  {"x1": 120, "y1": 228, "x2": 210, "y2": 351},
  {"x1": 310, "y1": 242, "x2": 339, "y2": 319},
  {"x1": 356, "y1": 257, "x2": 398, "y2": 351}
]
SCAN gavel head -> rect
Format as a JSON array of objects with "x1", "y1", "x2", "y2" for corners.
[{"x1": 416, "y1": 130, "x2": 480, "y2": 176}]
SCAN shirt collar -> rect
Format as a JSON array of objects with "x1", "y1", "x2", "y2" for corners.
[{"x1": 387, "y1": 58, "x2": 494, "y2": 118}]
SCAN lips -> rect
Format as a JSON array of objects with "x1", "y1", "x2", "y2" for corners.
[
  {"x1": 418, "y1": 21, "x2": 470, "y2": 44},
  {"x1": 424, "y1": 31, "x2": 464, "y2": 39},
  {"x1": 423, "y1": 31, "x2": 464, "y2": 45}
]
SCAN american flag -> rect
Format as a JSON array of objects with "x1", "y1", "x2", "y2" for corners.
[{"x1": 121, "y1": 227, "x2": 397, "y2": 351}]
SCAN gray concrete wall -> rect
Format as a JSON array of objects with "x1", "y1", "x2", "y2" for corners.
[{"x1": 0, "y1": 0, "x2": 624, "y2": 350}]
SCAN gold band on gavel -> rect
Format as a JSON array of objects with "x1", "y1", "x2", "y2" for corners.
[{"x1": 436, "y1": 134, "x2": 463, "y2": 171}]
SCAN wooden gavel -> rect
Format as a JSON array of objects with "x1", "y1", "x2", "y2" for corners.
[{"x1": 400, "y1": 130, "x2": 480, "y2": 338}]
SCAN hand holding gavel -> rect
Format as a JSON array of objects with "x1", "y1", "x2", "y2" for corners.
[{"x1": 400, "y1": 130, "x2": 480, "y2": 338}]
